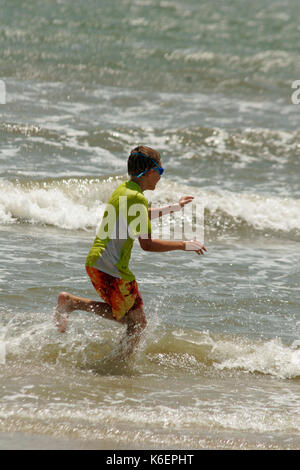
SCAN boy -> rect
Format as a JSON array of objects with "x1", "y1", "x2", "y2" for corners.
[{"x1": 55, "y1": 146, "x2": 206, "y2": 356}]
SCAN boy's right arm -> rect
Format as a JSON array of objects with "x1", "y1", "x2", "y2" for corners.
[
  {"x1": 148, "y1": 196, "x2": 194, "y2": 220},
  {"x1": 138, "y1": 237, "x2": 206, "y2": 256}
]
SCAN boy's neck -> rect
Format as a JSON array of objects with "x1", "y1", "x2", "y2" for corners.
[{"x1": 130, "y1": 177, "x2": 145, "y2": 192}]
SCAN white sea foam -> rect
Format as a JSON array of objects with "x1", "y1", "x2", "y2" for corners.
[
  {"x1": 212, "y1": 336, "x2": 300, "y2": 380},
  {"x1": 4, "y1": 314, "x2": 300, "y2": 380},
  {"x1": 150, "y1": 180, "x2": 300, "y2": 237},
  {"x1": 165, "y1": 48, "x2": 296, "y2": 72},
  {"x1": 0, "y1": 341, "x2": 6, "y2": 365},
  {"x1": 0, "y1": 178, "x2": 119, "y2": 231},
  {"x1": 0, "y1": 177, "x2": 299, "y2": 236}
]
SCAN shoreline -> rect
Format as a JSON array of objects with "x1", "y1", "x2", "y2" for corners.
[{"x1": 1, "y1": 430, "x2": 299, "y2": 451}]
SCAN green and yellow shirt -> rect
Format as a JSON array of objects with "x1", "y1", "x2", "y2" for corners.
[{"x1": 86, "y1": 180, "x2": 151, "y2": 281}]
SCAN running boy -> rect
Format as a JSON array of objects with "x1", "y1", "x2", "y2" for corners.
[{"x1": 55, "y1": 146, "x2": 206, "y2": 356}]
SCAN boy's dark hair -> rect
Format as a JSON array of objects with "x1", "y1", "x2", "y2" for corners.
[{"x1": 128, "y1": 145, "x2": 161, "y2": 177}]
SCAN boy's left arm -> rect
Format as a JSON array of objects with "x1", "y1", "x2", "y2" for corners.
[{"x1": 148, "y1": 196, "x2": 194, "y2": 219}]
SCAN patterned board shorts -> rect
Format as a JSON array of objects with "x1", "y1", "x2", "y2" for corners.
[{"x1": 85, "y1": 266, "x2": 143, "y2": 321}]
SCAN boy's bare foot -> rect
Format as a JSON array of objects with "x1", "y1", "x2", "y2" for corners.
[{"x1": 54, "y1": 292, "x2": 74, "y2": 333}]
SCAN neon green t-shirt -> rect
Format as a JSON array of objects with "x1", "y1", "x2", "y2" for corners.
[{"x1": 86, "y1": 180, "x2": 151, "y2": 281}]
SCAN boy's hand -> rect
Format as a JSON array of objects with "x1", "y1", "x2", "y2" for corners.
[
  {"x1": 179, "y1": 196, "x2": 194, "y2": 207},
  {"x1": 184, "y1": 240, "x2": 207, "y2": 255}
]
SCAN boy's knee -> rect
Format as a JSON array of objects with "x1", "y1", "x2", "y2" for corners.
[
  {"x1": 58, "y1": 291, "x2": 70, "y2": 304},
  {"x1": 127, "y1": 308, "x2": 147, "y2": 331},
  {"x1": 139, "y1": 315, "x2": 147, "y2": 330}
]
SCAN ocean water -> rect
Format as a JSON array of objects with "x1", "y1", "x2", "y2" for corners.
[{"x1": 0, "y1": 0, "x2": 300, "y2": 450}]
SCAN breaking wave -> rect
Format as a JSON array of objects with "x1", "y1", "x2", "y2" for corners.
[
  {"x1": 0, "y1": 176, "x2": 299, "y2": 240},
  {"x1": 2, "y1": 314, "x2": 300, "y2": 380}
]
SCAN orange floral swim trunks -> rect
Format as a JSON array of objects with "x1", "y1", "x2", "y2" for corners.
[{"x1": 85, "y1": 266, "x2": 143, "y2": 321}]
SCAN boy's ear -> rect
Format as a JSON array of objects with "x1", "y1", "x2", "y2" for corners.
[{"x1": 143, "y1": 169, "x2": 152, "y2": 178}]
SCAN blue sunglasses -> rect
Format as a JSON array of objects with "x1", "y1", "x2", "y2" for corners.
[{"x1": 132, "y1": 152, "x2": 164, "y2": 178}]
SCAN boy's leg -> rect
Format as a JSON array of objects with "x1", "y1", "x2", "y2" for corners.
[
  {"x1": 55, "y1": 269, "x2": 147, "y2": 355},
  {"x1": 55, "y1": 291, "x2": 121, "y2": 332},
  {"x1": 120, "y1": 306, "x2": 147, "y2": 356},
  {"x1": 55, "y1": 292, "x2": 147, "y2": 356}
]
